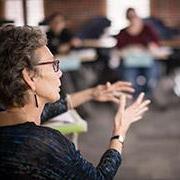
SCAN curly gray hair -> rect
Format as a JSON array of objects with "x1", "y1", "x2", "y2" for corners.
[{"x1": 0, "y1": 25, "x2": 47, "y2": 108}]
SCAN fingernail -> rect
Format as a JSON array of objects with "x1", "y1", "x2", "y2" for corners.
[{"x1": 106, "y1": 82, "x2": 111, "y2": 88}]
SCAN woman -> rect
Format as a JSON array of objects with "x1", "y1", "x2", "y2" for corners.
[{"x1": 0, "y1": 25, "x2": 150, "y2": 179}]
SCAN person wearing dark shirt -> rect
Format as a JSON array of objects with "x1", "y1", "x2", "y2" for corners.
[
  {"x1": 0, "y1": 25, "x2": 150, "y2": 179},
  {"x1": 47, "y1": 28, "x2": 73, "y2": 55},
  {"x1": 46, "y1": 12, "x2": 81, "y2": 55},
  {"x1": 116, "y1": 23, "x2": 159, "y2": 49}
]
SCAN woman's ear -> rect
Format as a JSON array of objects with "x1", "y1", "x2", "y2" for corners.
[{"x1": 22, "y1": 68, "x2": 36, "y2": 91}]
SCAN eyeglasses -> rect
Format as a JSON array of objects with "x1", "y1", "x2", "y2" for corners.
[{"x1": 36, "y1": 59, "x2": 60, "y2": 72}]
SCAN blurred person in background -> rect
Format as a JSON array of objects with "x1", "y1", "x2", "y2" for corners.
[
  {"x1": 45, "y1": 12, "x2": 84, "y2": 97},
  {"x1": 115, "y1": 7, "x2": 167, "y2": 98},
  {"x1": 0, "y1": 25, "x2": 150, "y2": 179},
  {"x1": 46, "y1": 12, "x2": 81, "y2": 55},
  {"x1": 76, "y1": 16, "x2": 117, "y2": 84}
]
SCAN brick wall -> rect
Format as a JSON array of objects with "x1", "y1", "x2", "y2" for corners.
[
  {"x1": 150, "y1": 0, "x2": 180, "y2": 28},
  {"x1": 0, "y1": 0, "x2": 5, "y2": 19},
  {"x1": 44, "y1": 0, "x2": 107, "y2": 32}
]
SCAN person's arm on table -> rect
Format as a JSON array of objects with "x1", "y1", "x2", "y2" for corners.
[{"x1": 148, "y1": 42, "x2": 171, "y2": 60}]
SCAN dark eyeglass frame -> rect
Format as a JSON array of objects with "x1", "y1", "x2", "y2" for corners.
[{"x1": 36, "y1": 59, "x2": 60, "y2": 72}]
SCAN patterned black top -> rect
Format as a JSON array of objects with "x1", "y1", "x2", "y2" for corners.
[
  {"x1": 0, "y1": 122, "x2": 122, "y2": 179},
  {"x1": 41, "y1": 97, "x2": 68, "y2": 123}
]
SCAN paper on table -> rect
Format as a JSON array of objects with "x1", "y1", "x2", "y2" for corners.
[
  {"x1": 43, "y1": 110, "x2": 85, "y2": 126},
  {"x1": 51, "y1": 111, "x2": 75, "y2": 123}
]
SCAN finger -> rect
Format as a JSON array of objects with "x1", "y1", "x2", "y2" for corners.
[
  {"x1": 114, "y1": 81, "x2": 132, "y2": 86},
  {"x1": 97, "y1": 85, "x2": 113, "y2": 94},
  {"x1": 135, "y1": 107, "x2": 149, "y2": 116},
  {"x1": 99, "y1": 94, "x2": 119, "y2": 104},
  {"x1": 110, "y1": 97, "x2": 121, "y2": 104},
  {"x1": 100, "y1": 91, "x2": 132, "y2": 103},
  {"x1": 106, "y1": 81, "x2": 111, "y2": 89},
  {"x1": 113, "y1": 91, "x2": 133, "y2": 99},
  {"x1": 125, "y1": 94, "x2": 133, "y2": 99},
  {"x1": 135, "y1": 100, "x2": 150, "y2": 113},
  {"x1": 133, "y1": 116, "x2": 143, "y2": 122},
  {"x1": 113, "y1": 83, "x2": 133, "y2": 90},
  {"x1": 103, "y1": 95, "x2": 120, "y2": 104},
  {"x1": 138, "y1": 100, "x2": 151, "y2": 109},
  {"x1": 135, "y1": 92, "x2": 145, "y2": 105},
  {"x1": 114, "y1": 86, "x2": 135, "y2": 93},
  {"x1": 103, "y1": 86, "x2": 135, "y2": 95}
]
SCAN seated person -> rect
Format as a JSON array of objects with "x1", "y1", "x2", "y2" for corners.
[
  {"x1": 46, "y1": 12, "x2": 81, "y2": 55},
  {"x1": 115, "y1": 8, "x2": 161, "y2": 98},
  {"x1": 76, "y1": 16, "x2": 113, "y2": 84},
  {"x1": 0, "y1": 25, "x2": 150, "y2": 179}
]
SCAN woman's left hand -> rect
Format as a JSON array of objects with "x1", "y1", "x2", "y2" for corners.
[{"x1": 92, "y1": 81, "x2": 135, "y2": 104}]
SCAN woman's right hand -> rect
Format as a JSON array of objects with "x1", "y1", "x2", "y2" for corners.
[{"x1": 113, "y1": 93, "x2": 151, "y2": 137}]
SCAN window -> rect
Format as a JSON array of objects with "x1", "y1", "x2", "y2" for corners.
[
  {"x1": 5, "y1": 0, "x2": 23, "y2": 26},
  {"x1": 26, "y1": 0, "x2": 44, "y2": 26},
  {"x1": 5, "y1": 0, "x2": 44, "y2": 26},
  {"x1": 107, "y1": 0, "x2": 150, "y2": 35}
]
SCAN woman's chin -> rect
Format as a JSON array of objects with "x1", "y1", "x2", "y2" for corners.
[
  {"x1": 47, "y1": 93, "x2": 60, "y2": 103},
  {"x1": 54, "y1": 93, "x2": 60, "y2": 102}
]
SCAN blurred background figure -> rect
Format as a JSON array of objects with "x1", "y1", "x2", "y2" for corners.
[
  {"x1": 43, "y1": 12, "x2": 85, "y2": 100},
  {"x1": 115, "y1": 7, "x2": 165, "y2": 98},
  {"x1": 76, "y1": 16, "x2": 117, "y2": 84},
  {"x1": 46, "y1": 12, "x2": 82, "y2": 55},
  {"x1": 76, "y1": 16, "x2": 111, "y2": 40}
]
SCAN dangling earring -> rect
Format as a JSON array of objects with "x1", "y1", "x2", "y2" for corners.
[{"x1": 34, "y1": 93, "x2": 39, "y2": 108}]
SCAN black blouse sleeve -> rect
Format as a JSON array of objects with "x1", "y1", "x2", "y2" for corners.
[
  {"x1": 51, "y1": 131, "x2": 122, "y2": 180},
  {"x1": 41, "y1": 97, "x2": 68, "y2": 123},
  {"x1": 67, "y1": 144, "x2": 122, "y2": 180}
]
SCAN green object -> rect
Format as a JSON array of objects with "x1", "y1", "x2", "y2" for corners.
[
  {"x1": 54, "y1": 121, "x2": 87, "y2": 135},
  {"x1": 42, "y1": 110, "x2": 87, "y2": 135}
]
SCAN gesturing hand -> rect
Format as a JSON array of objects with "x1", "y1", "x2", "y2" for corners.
[
  {"x1": 113, "y1": 93, "x2": 151, "y2": 135},
  {"x1": 92, "y1": 81, "x2": 135, "y2": 104}
]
